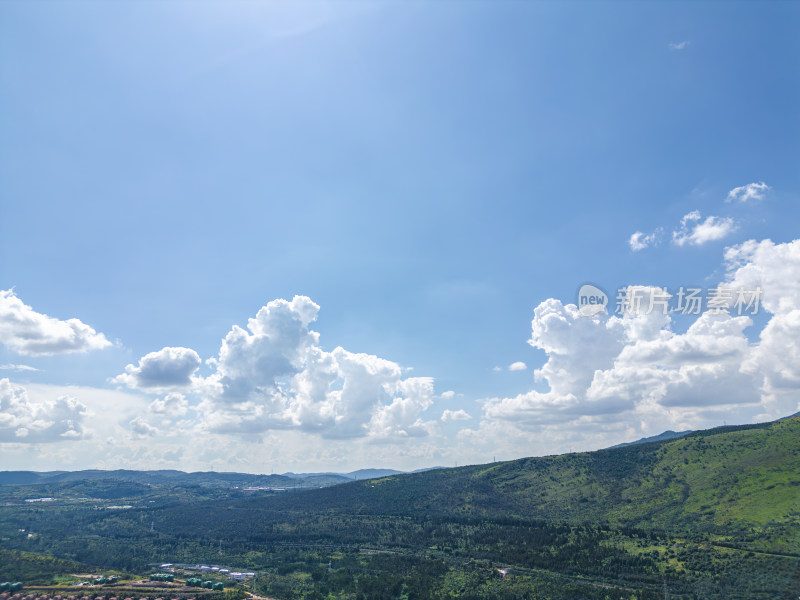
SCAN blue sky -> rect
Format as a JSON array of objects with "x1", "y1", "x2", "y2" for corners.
[{"x1": 1, "y1": 1, "x2": 798, "y2": 473}]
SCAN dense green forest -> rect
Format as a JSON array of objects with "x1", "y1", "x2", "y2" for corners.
[
  {"x1": 1, "y1": 418, "x2": 799, "y2": 599},
  {"x1": 0, "y1": 548, "x2": 93, "y2": 585}
]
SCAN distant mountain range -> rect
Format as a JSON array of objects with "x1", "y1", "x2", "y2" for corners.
[
  {"x1": 606, "y1": 411, "x2": 800, "y2": 449},
  {"x1": 0, "y1": 469, "x2": 346, "y2": 488},
  {"x1": 0, "y1": 466, "x2": 448, "y2": 488},
  {"x1": 606, "y1": 429, "x2": 693, "y2": 449},
  {"x1": 283, "y1": 468, "x2": 404, "y2": 480}
]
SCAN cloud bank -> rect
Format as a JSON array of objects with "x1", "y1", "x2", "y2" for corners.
[
  {"x1": 0, "y1": 289, "x2": 111, "y2": 356},
  {"x1": 0, "y1": 378, "x2": 89, "y2": 442},
  {"x1": 115, "y1": 296, "x2": 438, "y2": 442},
  {"x1": 462, "y1": 238, "x2": 800, "y2": 456}
]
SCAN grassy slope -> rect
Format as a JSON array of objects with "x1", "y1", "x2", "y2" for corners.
[{"x1": 484, "y1": 417, "x2": 800, "y2": 531}]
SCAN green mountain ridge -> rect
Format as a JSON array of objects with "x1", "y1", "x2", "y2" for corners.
[
  {"x1": 187, "y1": 417, "x2": 799, "y2": 548},
  {"x1": 606, "y1": 429, "x2": 693, "y2": 449}
]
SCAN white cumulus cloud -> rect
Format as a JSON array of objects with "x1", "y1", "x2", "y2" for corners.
[
  {"x1": 672, "y1": 211, "x2": 737, "y2": 247},
  {"x1": 723, "y1": 238, "x2": 800, "y2": 314},
  {"x1": 629, "y1": 228, "x2": 663, "y2": 251},
  {"x1": 113, "y1": 347, "x2": 202, "y2": 391},
  {"x1": 508, "y1": 361, "x2": 527, "y2": 371},
  {"x1": 366, "y1": 377, "x2": 436, "y2": 439},
  {"x1": 129, "y1": 416, "x2": 158, "y2": 438},
  {"x1": 726, "y1": 181, "x2": 770, "y2": 203},
  {"x1": 0, "y1": 289, "x2": 111, "y2": 356},
  {"x1": 725, "y1": 238, "x2": 800, "y2": 416},
  {"x1": 0, "y1": 378, "x2": 89, "y2": 442},
  {"x1": 149, "y1": 392, "x2": 189, "y2": 416},
  {"x1": 441, "y1": 409, "x2": 471, "y2": 422}
]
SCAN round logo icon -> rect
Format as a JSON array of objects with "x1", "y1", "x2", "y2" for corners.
[{"x1": 577, "y1": 284, "x2": 608, "y2": 318}]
